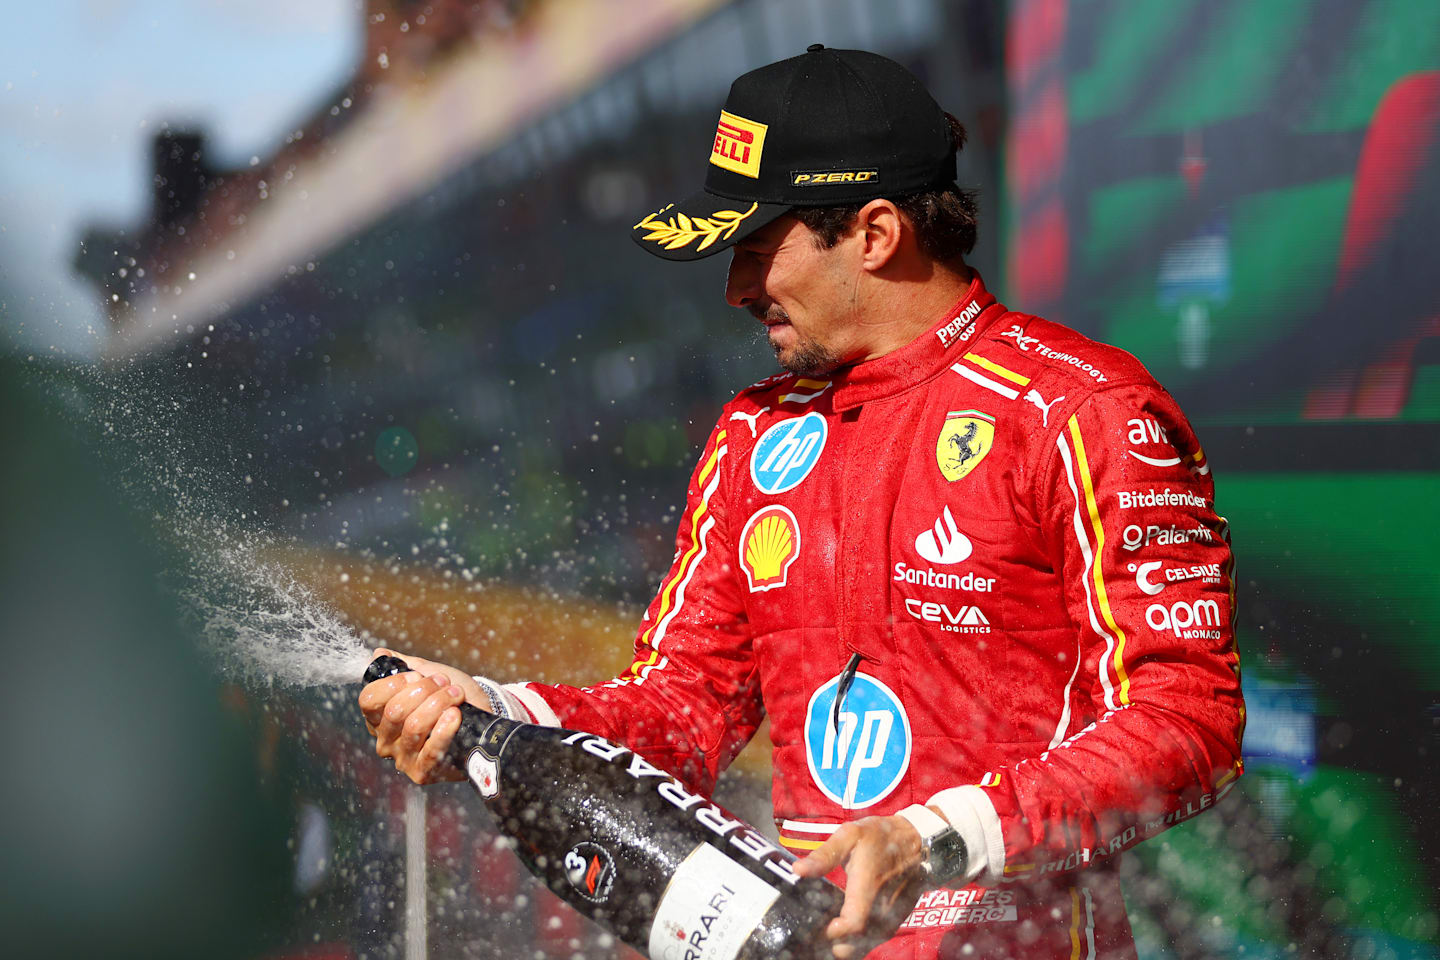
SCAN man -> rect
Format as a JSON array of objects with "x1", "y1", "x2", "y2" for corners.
[{"x1": 360, "y1": 46, "x2": 1244, "y2": 959}]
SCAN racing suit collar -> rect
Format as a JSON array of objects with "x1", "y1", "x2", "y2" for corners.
[{"x1": 830, "y1": 271, "x2": 1003, "y2": 412}]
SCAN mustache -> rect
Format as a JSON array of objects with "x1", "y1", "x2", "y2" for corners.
[{"x1": 748, "y1": 303, "x2": 790, "y2": 323}]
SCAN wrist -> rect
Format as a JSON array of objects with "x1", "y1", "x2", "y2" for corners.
[{"x1": 896, "y1": 803, "x2": 968, "y2": 882}]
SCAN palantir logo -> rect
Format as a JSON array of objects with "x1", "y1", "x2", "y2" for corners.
[
  {"x1": 751, "y1": 413, "x2": 828, "y2": 494},
  {"x1": 804, "y1": 671, "x2": 911, "y2": 809},
  {"x1": 915, "y1": 506, "x2": 971, "y2": 565}
]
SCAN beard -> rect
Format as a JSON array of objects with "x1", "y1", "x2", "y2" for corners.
[
  {"x1": 773, "y1": 336, "x2": 842, "y2": 376},
  {"x1": 751, "y1": 304, "x2": 842, "y2": 376}
]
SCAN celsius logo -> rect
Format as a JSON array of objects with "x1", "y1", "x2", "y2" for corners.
[
  {"x1": 804, "y1": 672, "x2": 911, "y2": 809},
  {"x1": 563, "y1": 842, "x2": 616, "y2": 903},
  {"x1": 1145, "y1": 599, "x2": 1223, "y2": 638},
  {"x1": 1129, "y1": 561, "x2": 1164, "y2": 596},
  {"x1": 751, "y1": 413, "x2": 827, "y2": 494},
  {"x1": 1167, "y1": 563, "x2": 1223, "y2": 584},
  {"x1": 915, "y1": 506, "x2": 972, "y2": 565}
]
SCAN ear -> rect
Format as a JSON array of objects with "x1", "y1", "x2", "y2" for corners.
[{"x1": 855, "y1": 199, "x2": 903, "y2": 272}]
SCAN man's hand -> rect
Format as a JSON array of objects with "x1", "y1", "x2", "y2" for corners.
[
  {"x1": 356, "y1": 648, "x2": 494, "y2": 784},
  {"x1": 791, "y1": 815, "x2": 929, "y2": 959}
]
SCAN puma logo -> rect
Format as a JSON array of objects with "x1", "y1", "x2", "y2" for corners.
[
  {"x1": 728, "y1": 406, "x2": 770, "y2": 438},
  {"x1": 1023, "y1": 389, "x2": 1065, "y2": 427}
]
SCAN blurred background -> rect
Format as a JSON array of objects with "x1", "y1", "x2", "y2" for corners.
[{"x1": 1, "y1": 1, "x2": 1436, "y2": 958}]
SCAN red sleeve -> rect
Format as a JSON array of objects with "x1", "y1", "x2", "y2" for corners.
[
  {"x1": 518, "y1": 420, "x2": 762, "y2": 795},
  {"x1": 981, "y1": 382, "x2": 1244, "y2": 880}
]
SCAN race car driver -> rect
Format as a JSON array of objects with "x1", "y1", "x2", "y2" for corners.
[{"x1": 359, "y1": 46, "x2": 1244, "y2": 960}]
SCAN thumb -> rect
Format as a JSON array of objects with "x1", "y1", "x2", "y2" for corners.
[{"x1": 793, "y1": 826, "x2": 856, "y2": 879}]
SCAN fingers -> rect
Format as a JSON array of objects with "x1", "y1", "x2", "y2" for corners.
[
  {"x1": 793, "y1": 817, "x2": 928, "y2": 958},
  {"x1": 372, "y1": 676, "x2": 467, "y2": 784},
  {"x1": 359, "y1": 650, "x2": 469, "y2": 784},
  {"x1": 794, "y1": 823, "x2": 857, "y2": 878},
  {"x1": 793, "y1": 825, "x2": 875, "y2": 946},
  {"x1": 828, "y1": 832, "x2": 883, "y2": 942},
  {"x1": 377, "y1": 674, "x2": 445, "y2": 747},
  {"x1": 397, "y1": 683, "x2": 464, "y2": 762},
  {"x1": 417, "y1": 706, "x2": 465, "y2": 783},
  {"x1": 357, "y1": 671, "x2": 417, "y2": 731},
  {"x1": 372, "y1": 647, "x2": 493, "y2": 712}
]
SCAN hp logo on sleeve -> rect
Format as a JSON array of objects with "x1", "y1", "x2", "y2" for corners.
[
  {"x1": 804, "y1": 671, "x2": 912, "y2": 809},
  {"x1": 751, "y1": 413, "x2": 828, "y2": 494}
]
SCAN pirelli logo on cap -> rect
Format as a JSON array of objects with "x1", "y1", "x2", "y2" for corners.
[
  {"x1": 711, "y1": 110, "x2": 767, "y2": 178},
  {"x1": 791, "y1": 169, "x2": 880, "y2": 186}
]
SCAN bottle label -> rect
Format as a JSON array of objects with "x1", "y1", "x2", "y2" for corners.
[
  {"x1": 563, "y1": 842, "x2": 617, "y2": 903},
  {"x1": 649, "y1": 843, "x2": 779, "y2": 960},
  {"x1": 466, "y1": 748, "x2": 499, "y2": 798}
]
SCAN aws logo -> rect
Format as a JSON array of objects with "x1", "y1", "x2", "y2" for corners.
[{"x1": 804, "y1": 671, "x2": 911, "y2": 809}]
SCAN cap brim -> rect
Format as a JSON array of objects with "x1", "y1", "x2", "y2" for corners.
[{"x1": 631, "y1": 190, "x2": 790, "y2": 261}]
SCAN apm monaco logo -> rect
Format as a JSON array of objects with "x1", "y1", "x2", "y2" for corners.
[
  {"x1": 564, "y1": 842, "x2": 616, "y2": 903},
  {"x1": 1145, "y1": 598, "x2": 1223, "y2": 639},
  {"x1": 739, "y1": 505, "x2": 801, "y2": 592},
  {"x1": 711, "y1": 110, "x2": 767, "y2": 178},
  {"x1": 751, "y1": 413, "x2": 827, "y2": 494}
]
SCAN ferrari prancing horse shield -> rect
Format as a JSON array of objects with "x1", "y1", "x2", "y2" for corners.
[{"x1": 936, "y1": 410, "x2": 995, "y2": 482}]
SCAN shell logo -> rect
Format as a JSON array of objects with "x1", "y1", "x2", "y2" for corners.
[{"x1": 739, "y1": 505, "x2": 801, "y2": 593}]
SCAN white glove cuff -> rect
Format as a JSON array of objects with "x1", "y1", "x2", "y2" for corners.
[
  {"x1": 896, "y1": 802, "x2": 950, "y2": 837},
  {"x1": 469, "y1": 675, "x2": 561, "y2": 726},
  {"x1": 501, "y1": 682, "x2": 561, "y2": 726},
  {"x1": 927, "y1": 785, "x2": 1006, "y2": 886}
]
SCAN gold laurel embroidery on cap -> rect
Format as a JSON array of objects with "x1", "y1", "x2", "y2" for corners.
[{"x1": 634, "y1": 202, "x2": 759, "y2": 252}]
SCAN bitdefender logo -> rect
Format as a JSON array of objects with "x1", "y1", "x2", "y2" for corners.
[{"x1": 915, "y1": 506, "x2": 971, "y2": 565}]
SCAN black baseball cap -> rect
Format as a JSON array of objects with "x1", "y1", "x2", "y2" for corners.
[{"x1": 632, "y1": 44, "x2": 957, "y2": 261}]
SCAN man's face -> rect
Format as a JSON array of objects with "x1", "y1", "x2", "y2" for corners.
[{"x1": 725, "y1": 214, "x2": 858, "y2": 376}]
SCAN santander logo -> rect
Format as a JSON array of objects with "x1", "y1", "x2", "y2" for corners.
[{"x1": 915, "y1": 506, "x2": 972, "y2": 565}]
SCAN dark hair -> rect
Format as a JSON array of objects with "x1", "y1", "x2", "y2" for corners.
[{"x1": 792, "y1": 114, "x2": 978, "y2": 261}]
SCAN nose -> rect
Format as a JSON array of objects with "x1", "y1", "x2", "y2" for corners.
[{"x1": 725, "y1": 250, "x2": 759, "y2": 309}]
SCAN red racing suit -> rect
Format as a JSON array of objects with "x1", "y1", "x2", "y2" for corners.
[{"x1": 496, "y1": 273, "x2": 1244, "y2": 959}]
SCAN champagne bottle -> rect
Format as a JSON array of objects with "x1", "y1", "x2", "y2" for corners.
[{"x1": 364, "y1": 655, "x2": 843, "y2": 959}]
